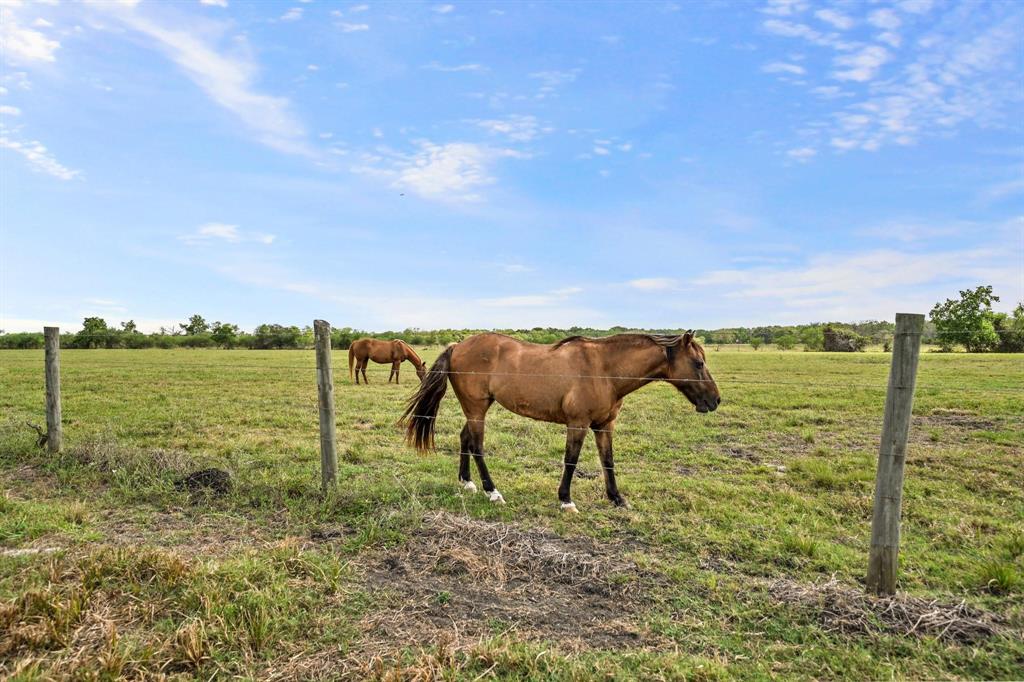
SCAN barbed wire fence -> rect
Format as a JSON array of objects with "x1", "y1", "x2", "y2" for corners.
[{"x1": 10, "y1": 318, "x2": 1023, "y2": 595}]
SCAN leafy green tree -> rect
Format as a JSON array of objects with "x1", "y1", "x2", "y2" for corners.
[
  {"x1": 930, "y1": 285, "x2": 1000, "y2": 352},
  {"x1": 800, "y1": 326, "x2": 824, "y2": 351},
  {"x1": 210, "y1": 322, "x2": 240, "y2": 349},
  {"x1": 75, "y1": 317, "x2": 110, "y2": 348},
  {"x1": 180, "y1": 314, "x2": 209, "y2": 336},
  {"x1": 775, "y1": 333, "x2": 797, "y2": 350},
  {"x1": 749, "y1": 337, "x2": 763, "y2": 350},
  {"x1": 120, "y1": 320, "x2": 138, "y2": 334},
  {"x1": 993, "y1": 304, "x2": 1024, "y2": 353}
]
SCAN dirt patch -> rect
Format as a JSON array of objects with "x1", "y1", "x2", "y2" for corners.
[
  {"x1": 917, "y1": 409, "x2": 998, "y2": 432},
  {"x1": 770, "y1": 577, "x2": 1008, "y2": 644},
  {"x1": 722, "y1": 446, "x2": 761, "y2": 463},
  {"x1": 361, "y1": 512, "x2": 659, "y2": 655}
]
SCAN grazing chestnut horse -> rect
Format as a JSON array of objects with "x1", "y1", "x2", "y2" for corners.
[
  {"x1": 401, "y1": 332, "x2": 720, "y2": 511},
  {"x1": 348, "y1": 338, "x2": 427, "y2": 384}
]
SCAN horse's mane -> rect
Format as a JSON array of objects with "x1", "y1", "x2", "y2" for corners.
[{"x1": 553, "y1": 332, "x2": 701, "y2": 351}]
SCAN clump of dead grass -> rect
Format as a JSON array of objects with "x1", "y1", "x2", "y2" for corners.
[{"x1": 769, "y1": 577, "x2": 1008, "y2": 644}]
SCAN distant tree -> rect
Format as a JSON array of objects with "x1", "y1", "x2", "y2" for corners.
[
  {"x1": 800, "y1": 326, "x2": 824, "y2": 351},
  {"x1": 930, "y1": 285, "x2": 1000, "y2": 352},
  {"x1": 75, "y1": 317, "x2": 110, "y2": 348},
  {"x1": 749, "y1": 337, "x2": 763, "y2": 351},
  {"x1": 120, "y1": 320, "x2": 138, "y2": 334},
  {"x1": 775, "y1": 333, "x2": 797, "y2": 350},
  {"x1": 180, "y1": 314, "x2": 209, "y2": 336},
  {"x1": 210, "y1": 321, "x2": 240, "y2": 348},
  {"x1": 993, "y1": 303, "x2": 1024, "y2": 353}
]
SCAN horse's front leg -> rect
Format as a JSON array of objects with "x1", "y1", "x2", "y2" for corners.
[
  {"x1": 360, "y1": 361, "x2": 369, "y2": 384},
  {"x1": 558, "y1": 426, "x2": 587, "y2": 512},
  {"x1": 393, "y1": 361, "x2": 401, "y2": 384},
  {"x1": 594, "y1": 425, "x2": 627, "y2": 507}
]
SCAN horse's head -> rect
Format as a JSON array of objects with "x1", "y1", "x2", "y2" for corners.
[
  {"x1": 415, "y1": 362, "x2": 427, "y2": 382},
  {"x1": 663, "y1": 332, "x2": 721, "y2": 413}
]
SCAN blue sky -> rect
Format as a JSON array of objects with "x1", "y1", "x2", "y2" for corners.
[{"x1": 1, "y1": 0, "x2": 1022, "y2": 332}]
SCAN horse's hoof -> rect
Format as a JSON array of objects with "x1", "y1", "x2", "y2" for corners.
[
  {"x1": 560, "y1": 502, "x2": 579, "y2": 513},
  {"x1": 460, "y1": 480, "x2": 477, "y2": 493},
  {"x1": 488, "y1": 490, "x2": 505, "y2": 504},
  {"x1": 612, "y1": 497, "x2": 630, "y2": 509}
]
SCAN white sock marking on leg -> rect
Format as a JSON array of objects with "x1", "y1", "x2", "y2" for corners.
[
  {"x1": 461, "y1": 480, "x2": 477, "y2": 493},
  {"x1": 560, "y1": 502, "x2": 579, "y2": 513},
  {"x1": 488, "y1": 490, "x2": 505, "y2": 504}
]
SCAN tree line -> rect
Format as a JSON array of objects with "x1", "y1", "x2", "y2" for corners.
[{"x1": 2, "y1": 285, "x2": 1021, "y2": 352}]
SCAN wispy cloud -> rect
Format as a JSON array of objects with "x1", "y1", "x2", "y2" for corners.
[
  {"x1": 0, "y1": 130, "x2": 80, "y2": 180},
  {"x1": 338, "y1": 22, "x2": 369, "y2": 32},
  {"x1": 0, "y1": 5, "x2": 61, "y2": 64},
  {"x1": 479, "y1": 286, "x2": 583, "y2": 307},
  {"x1": 353, "y1": 141, "x2": 529, "y2": 203},
  {"x1": 432, "y1": 4, "x2": 455, "y2": 14},
  {"x1": 199, "y1": 0, "x2": 228, "y2": 7},
  {"x1": 762, "y1": 61, "x2": 805, "y2": 75},
  {"x1": 627, "y1": 278, "x2": 677, "y2": 291},
  {"x1": 96, "y1": 5, "x2": 310, "y2": 156},
  {"x1": 786, "y1": 146, "x2": 816, "y2": 161},
  {"x1": 814, "y1": 9, "x2": 854, "y2": 30},
  {"x1": 473, "y1": 114, "x2": 545, "y2": 142},
  {"x1": 179, "y1": 222, "x2": 275, "y2": 245},
  {"x1": 832, "y1": 45, "x2": 889, "y2": 82},
  {"x1": 422, "y1": 62, "x2": 486, "y2": 73},
  {"x1": 280, "y1": 7, "x2": 303, "y2": 21},
  {"x1": 0, "y1": 105, "x2": 21, "y2": 116}
]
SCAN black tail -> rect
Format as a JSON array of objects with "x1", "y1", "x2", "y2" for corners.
[{"x1": 400, "y1": 345, "x2": 454, "y2": 452}]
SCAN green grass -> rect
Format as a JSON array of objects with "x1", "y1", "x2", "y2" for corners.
[{"x1": 0, "y1": 347, "x2": 1022, "y2": 679}]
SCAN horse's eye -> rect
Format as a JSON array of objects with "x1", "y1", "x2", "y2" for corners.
[{"x1": 694, "y1": 360, "x2": 704, "y2": 370}]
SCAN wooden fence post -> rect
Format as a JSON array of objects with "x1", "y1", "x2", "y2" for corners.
[
  {"x1": 866, "y1": 312, "x2": 924, "y2": 595},
  {"x1": 314, "y1": 320, "x2": 338, "y2": 490},
  {"x1": 44, "y1": 326, "x2": 62, "y2": 453}
]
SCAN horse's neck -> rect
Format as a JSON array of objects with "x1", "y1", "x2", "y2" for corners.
[
  {"x1": 603, "y1": 342, "x2": 666, "y2": 398},
  {"x1": 399, "y1": 341, "x2": 421, "y2": 366}
]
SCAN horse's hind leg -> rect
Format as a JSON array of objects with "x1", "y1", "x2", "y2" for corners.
[
  {"x1": 360, "y1": 360, "x2": 369, "y2": 384},
  {"x1": 457, "y1": 424, "x2": 476, "y2": 493},
  {"x1": 390, "y1": 361, "x2": 400, "y2": 384}
]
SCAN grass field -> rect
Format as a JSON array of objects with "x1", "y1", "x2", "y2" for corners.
[{"x1": 1, "y1": 347, "x2": 1022, "y2": 680}]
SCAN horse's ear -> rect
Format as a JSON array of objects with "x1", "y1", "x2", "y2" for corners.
[{"x1": 682, "y1": 331, "x2": 694, "y2": 347}]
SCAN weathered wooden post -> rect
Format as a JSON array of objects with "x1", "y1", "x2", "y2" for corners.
[
  {"x1": 44, "y1": 326, "x2": 62, "y2": 453},
  {"x1": 866, "y1": 313, "x2": 924, "y2": 595},
  {"x1": 314, "y1": 320, "x2": 338, "y2": 490}
]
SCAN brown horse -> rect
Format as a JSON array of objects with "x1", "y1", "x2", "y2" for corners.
[
  {"x1": 348, "y1": 338, "x2": 427, "y2": 384},
  {"x1": 401, "y1": 332, "x2": 720, "y2": 511}
]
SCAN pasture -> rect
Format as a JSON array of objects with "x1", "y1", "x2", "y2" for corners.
[{"x1": 1, "y1": 347, "x2": 1022, "y2": 679}]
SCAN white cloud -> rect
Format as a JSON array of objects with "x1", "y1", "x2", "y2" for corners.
[
  {"x1": 899, "y1": 0, "x2": 934, "y2": 13},
  {"x1": 786, "y1": 146, "x2": 816, "y2": 161},
  {"x1": 530, "y1": 69, "x2": 581, "y2": 97},
  {"x1": 422, "y1": 62, "x2": 486, "y2": 72},
  {"x1": 350, "y1": 4, "x2": 369, "y2": 12},
  {"x1": 179, "y1": 222, "x2": 275, "y2": 246},
  {"x1": 0, "y1": 132, "x2": 80, "y2": 180},
  {"x1": 762, "y1": 61, "x2": 806, "y2": 75},
  {"x1": 338, "y1": 22, "x2": 369, "y2": 32},
  {"x1": 810, "y1": 85, "x2": 849, "y2": 99},
  {"x1": 761, "y1": 0, "x2": 809, "y2": 17},
  {"x1": 280, "y1": 7, "x2": 303, "y2": 21},
  {"x1": 32, "y1": 18, "x2": 54, "y2": 28},
  {"x1": 432, "y1": 4, "x2": 455, "y2": 13},
  {"x1": 473, "y1": 114, "x2": 541, "y2": 141},
  {"x1": 0, "y1": 105, "x2": 21, "y2": 116},
  {"x1": 694, "y1": 246, "x2": 1012, "y2": 319},
  {"x1": 867, "y1": 9, "x2": 901, "y2": 31},
  {"x1": 0, "y1": 6, "x2": 60, "y2": 64},
  {"x1": 832, "y1": 45, "x2": 889, "y2": 82},
  {"x1": 627, "y1": 278, "x2": 677, "y2": 291},
  {"x1": 354, "y1": 141, "x2": 528, "y2": 203},
  {"x1": 479, "y1": 286, "x2": 582, "y2": 307},
  {"x1": 97, "y1": 6, "x2": 310, "y2": 155},
  {"x1": 500, "y1": 263, "x2": 533, "y2": 273},
  {"x1": 593, "y1": 146, "x2": 610, "y2": 155},
  {"x1": 814, "y1": 9, "x2": 853, "y2": 30},
  {"x1": 199, "y1": 0, "x2": 228, "y2": 6}
]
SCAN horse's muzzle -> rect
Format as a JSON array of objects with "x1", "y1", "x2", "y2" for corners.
[{"x1": 696, "y1": 396, "x2": 721, "y2": 413}]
